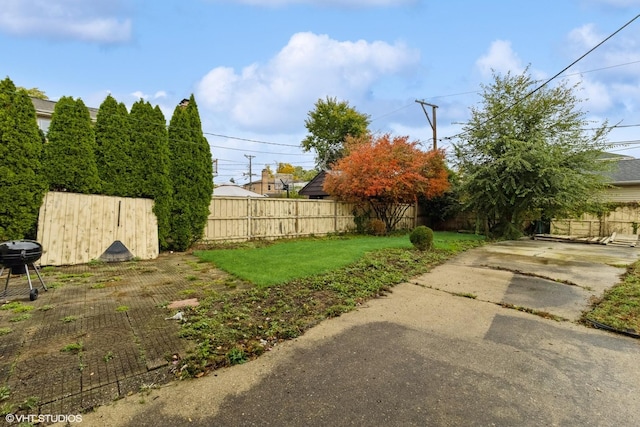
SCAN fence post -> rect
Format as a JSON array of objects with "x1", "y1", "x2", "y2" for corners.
[
  {"x1": 247, "y1": 198, "x2": 252, "y2": 240},
  {"x1": 295, "y1": 199, "x2": 300, "y2": 237},
  {"x1": 334, "y1": 201, "x2": 338, "y2": 233}
]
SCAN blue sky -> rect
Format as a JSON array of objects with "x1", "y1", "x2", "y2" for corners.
[{"x1": 1, "y1": 0, "x2": 640, "y2": 183}]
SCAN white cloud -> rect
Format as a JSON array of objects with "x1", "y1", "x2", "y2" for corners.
[
  {"x1": 567, "y1": 23, "x2": 640, "y2": 77},
  {"x1": 568, "y1": 24, "x2": 603, "y2": 50},
  {"x1": 196, "y1": 32, "x2": 420, "y2": 133},
  {"x1": 131, "y1": 91, "x2": 147, "y2": 100},
  {"x1": 129, "y1": 90, "x2": 168, "y2": 101},
  {"x1": 0, "y1": 0, "x2": 132, "y2": 44},
  {"x1": 562, "y1": 20, "x2": 640, "y2": 120},
  {"x1": 565, "y1": 74, "x2": 614, "y2": 113},
  {"x1": 475, "y1": 40, "x2": 525, "y2": 79}
]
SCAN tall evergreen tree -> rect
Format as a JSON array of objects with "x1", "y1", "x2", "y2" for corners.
[
  {"x1": 0, "y1": 77, "x2": 47, "y2": 240},
  {"x1": 42, "y1": 97, "x2": 101, "y2": 193},
  {"x1": 167, "y1": 95, "x2": 213, "y2": 251},
  {"x1": 130, "y1": 100, "x2": 173, "y2": 250},
  {"x1": 95, "y1": 95, "x2": 134, "y2": 196}
]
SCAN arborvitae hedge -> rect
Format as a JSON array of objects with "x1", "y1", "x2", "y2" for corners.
[
  {"x1": 167, "y1": 95, "x2": 213, "y2": 251},
  {"x1": 0, "y1": 77, "x2": 47, "y2": 240},
  {"x1": 130, "y1": 100, "x2": 173, "y2": 250},
  {"x1": 43, "y1": 97, "x2": 101, "y2": 194},
  {"x1": 2, "y1": 80, "x2": 213, "y2": 251},
  {"x1": 95, "y1": 95, "x2": 134, "y2": 196}
]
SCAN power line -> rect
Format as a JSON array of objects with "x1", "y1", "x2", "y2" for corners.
[
  {"x1": 441, "y1": 13, "x2": 640, "y2": 142},
  {"x1": 210, "y1": 144, "x2": 313, "y2": 156},
  {"x1": 204, "y1": 131, "x2": 300, "y2": 147}
]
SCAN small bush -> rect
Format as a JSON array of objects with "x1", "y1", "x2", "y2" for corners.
[
  {"x1": 368, "y1": 219, "x2": 386, "y2": 236},
  {"x1": 410, "y1": 226, "x2": 434, "y2": 251}
]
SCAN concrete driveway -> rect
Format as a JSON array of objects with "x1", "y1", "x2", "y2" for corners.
[{"x1": 68, "y1": 240, "x2": 640, "y2": 427}]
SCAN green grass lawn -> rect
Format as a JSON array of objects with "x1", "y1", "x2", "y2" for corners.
[{"x1": 194, "y1": 232, "x2": 485, "y2": 287}]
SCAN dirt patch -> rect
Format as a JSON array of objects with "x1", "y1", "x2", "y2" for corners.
[{"x1": 0, "y1": 252, "x2": 247, "y2": 418}]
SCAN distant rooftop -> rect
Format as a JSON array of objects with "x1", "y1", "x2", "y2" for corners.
[
  {"x1": 608, "y1": 158, "x2": 640, "y2": 185},
  {"x1": 30, "y1": 97, "x2": 99, "y2": 120},
  {"x1": 213, "y1": 184, "x2": 266, "y2": 197}
]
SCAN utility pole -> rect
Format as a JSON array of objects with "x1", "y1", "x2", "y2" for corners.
[
  {"x1": 415, "y1": 100, "x2": 438, "y2": 150},
  {"x1": 244, "y1": 154, "x2": 256, "y2": 188}
]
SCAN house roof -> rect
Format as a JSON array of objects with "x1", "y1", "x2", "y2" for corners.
[
  {"x1": 30, "y1": 97, "x2": 99, "y2": 120},
  {"x1": 298, "y1": 170, "x2": 329, "y2": 197},
  {"x1": 213, "y1": 185, "x2": 266, "y2": 197},
  {"x1": 608, "y1": 158, "x2": 640, "y2": 185}
]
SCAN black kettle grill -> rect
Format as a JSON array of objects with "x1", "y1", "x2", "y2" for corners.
[{"x1": 0, "y1": 240, "x2": 47, "y2": 301}]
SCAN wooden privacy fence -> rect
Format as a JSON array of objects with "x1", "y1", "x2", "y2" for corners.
[
  {"x1": 37, "y1": 191, "x2": 159, "y2": 266},
  {"x1": 201, "y1": 197, "x2": 416, "y2": 242},
  {"x1": 36, "y1": 193, "x2": 416, "y2": 265},
  {"x1": 551, "y1": 205, "x2": 640, "y2": 237}
]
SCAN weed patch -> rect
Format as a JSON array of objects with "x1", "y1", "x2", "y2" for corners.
[
  {"x1": 61, "y1": 342, "x2": 84, "y2": 354},
  {"x1": 583, "y1": 260, "x2": 640, "y2": 334},
  {"x1": 9, "y1": 313, "x2": 31, "y2": 322},
  {"x1": 499, "y1": 303, "x2": 565, "y2": 321},
  {"x1": 1, "y1": 302, "x2": 34, "y2": 313}
]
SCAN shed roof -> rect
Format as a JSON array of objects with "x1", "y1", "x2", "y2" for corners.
[{"x1": 298, "y1": 171, "x2": 329, "y2": 197}]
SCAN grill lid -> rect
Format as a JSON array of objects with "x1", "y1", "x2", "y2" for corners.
[{"x1": 0, "y1": 240, "x2": 43, "y2": 266}]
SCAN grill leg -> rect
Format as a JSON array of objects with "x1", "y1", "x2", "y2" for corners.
[
  {"x1": 1, "y1": 267, "x2": 7, "y2": 297},
  {"x1": 24, "y1": 267, "x2": 34, "y2": 291},
  {"x1": 31, "y1": 263, "x2": 47, "y2": 291}
]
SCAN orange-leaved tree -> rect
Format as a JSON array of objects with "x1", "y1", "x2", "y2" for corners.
[{"x1": 324, "y1": 133, "x2": 449, "y2": 232}]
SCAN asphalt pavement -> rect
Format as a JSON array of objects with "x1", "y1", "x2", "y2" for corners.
[{"x1": 65, "y1": 239, "x2": 640, "y2": 427}]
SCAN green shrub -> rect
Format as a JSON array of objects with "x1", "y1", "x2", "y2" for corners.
[
  {"x1": 410, "y1": 226, "x2": 434, "y2": 251},
  {"x1": 368, "y1": 219, "x2": 386, "y2": 236}
]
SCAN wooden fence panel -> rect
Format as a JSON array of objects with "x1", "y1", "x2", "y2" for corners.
[
  {"x1": 551, "y1": 205, "x2": 640, "y2": 237},
  {"x1": 37, "y1": 192, "x2": 158, "y2": 266},
  {"x1": 37, "y1": 194, "x2": 416, "y2": 264},
  {"x1": 202, "y1": 197, "x2": 416, "y2": 243}
]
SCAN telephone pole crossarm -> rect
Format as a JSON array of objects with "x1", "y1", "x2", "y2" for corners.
[
  {"x1": 244, "y1": 154, "x2": 256, "y2": 187},
  {"x1": 415, "y1": 99, "x2": 439, "y2": 150}
]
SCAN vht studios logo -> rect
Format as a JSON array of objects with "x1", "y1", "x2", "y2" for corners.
[{"x1": 5, "y1": 413, "x2": 83, "y2": 423}]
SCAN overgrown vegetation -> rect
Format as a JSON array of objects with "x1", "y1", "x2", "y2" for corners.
[
  {"x1": 177, "y1": 234, "x2": 484, "y2": 378},
  {"x1": 454, "y1": 68, "x2": 611, "y2": 239},
  {"x1": 583, "y1": 260, "x2": 640, "y2": 334}
]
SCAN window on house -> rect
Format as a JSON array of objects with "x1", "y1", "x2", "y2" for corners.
[{"x1": 38, "y1": 118, "x2": 51, "y2": 135}]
